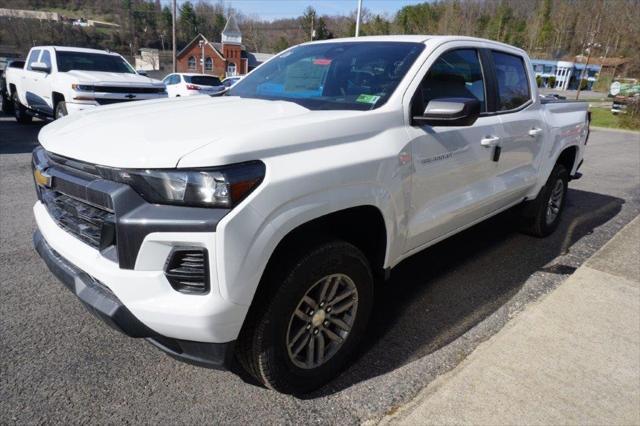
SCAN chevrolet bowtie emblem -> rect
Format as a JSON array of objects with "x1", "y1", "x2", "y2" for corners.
[
  {"x1": 34, "y1": 167, "x2": 52, "y2": 188},
  {"x1": 124, "y1": 94, "x2": 136, "y2": 99}
]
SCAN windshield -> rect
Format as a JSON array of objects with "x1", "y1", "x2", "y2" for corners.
[
  {"x1": 229, "y1": 42, "x2": 424, "y2": 111},
  {"x1": 56, "y1": 51, "x2": 135, "y2": 73},
  {"x1": 186, "y1": 75, "x2": 221, "y2": 86}
]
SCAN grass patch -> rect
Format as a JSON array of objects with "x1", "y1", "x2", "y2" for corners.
[{"x1": 589, "y1": 108, "x2": 621, "y2": 129}]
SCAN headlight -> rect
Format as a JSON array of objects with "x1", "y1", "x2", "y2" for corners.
[
  {"x1": 101, "y1": 162, "x2": 265, "y2": 208},
  {"x1": 71, "y1": 84, "x2": 95, "y2": 92}
]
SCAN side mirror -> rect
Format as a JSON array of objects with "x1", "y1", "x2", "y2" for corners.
[
  {"x1": 413, "y1": 98, "x2": 481, "y2": 127},
  {"x1": 136, "y1": 69, "x2": 148, "y2": 76},
  {"x1": 30, "y1": 62, "x2": 50, "y2": 73}
]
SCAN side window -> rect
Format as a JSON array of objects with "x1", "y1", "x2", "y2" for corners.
[
  {"x1": 40, "y1": 50, "x2": 52, "y2": 69},
  {"x1": 419, "y1": 49, "x2": 485, "y2": 112},
  {"x1": 162, "y1": 75, "x2": 172, "y2": 85},
  {"x1": 491, "y1": 51, "x2": 531, "y2": 111},
  {"x1": 171, "y1": 75, "x2": 181, "y2": 84},
  {"x1": 26, "y1": 50, "x2": 41, "y2": 70}
]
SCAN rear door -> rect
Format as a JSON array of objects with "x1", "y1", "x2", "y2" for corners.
[
  {"x1": 404, "y1": 44, "x2": 504, "y2": 252},
  {"x1": 488, "y1": 50, "x2": 545, "y2": 200}
]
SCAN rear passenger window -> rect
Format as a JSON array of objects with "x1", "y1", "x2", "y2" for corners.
[
  {"x1": 492, "y1": 51, "x2": 530, "y2": 111},
  {"x1": 419, "y1": 49, "x2": 486, "y2": 112},
  {"x1": 26, "y1": 50, "x2": 41, "y2": 70}
]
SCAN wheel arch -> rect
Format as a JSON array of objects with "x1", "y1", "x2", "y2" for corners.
[{"x1": 52, "y1": 91, "x2": 65, "y2": 110}]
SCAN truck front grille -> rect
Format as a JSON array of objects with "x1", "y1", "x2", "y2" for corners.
[
  {"x1": 94, "y1": 86, "x2": 165, "y2": 94},
  {"x1": 41, "y1": 189, "x2": 116, "y2": 251}
]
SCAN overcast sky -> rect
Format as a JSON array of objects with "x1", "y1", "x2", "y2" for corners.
[{"x1": 171, "y1": 0, "x2": 426, "y2": 20}]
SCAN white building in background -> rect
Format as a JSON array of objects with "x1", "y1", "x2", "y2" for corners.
[
  {"x1": 531, "y1": 58, "x2": 601, "y2": 91},
  {"x1": 135, "y1": 48, "x2": 160, "y2": 71}
]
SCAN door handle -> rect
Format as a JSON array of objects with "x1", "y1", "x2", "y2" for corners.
[
  {"x1": 480, "y1": 136, "x2": 500, "y2": 147},
  {"x1": 528, "y1": 127, "x2": 543, "y2": 137}
]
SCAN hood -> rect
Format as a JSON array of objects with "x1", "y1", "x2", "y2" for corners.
[
  {"x1": 38, "y1": 96, "x2": 316, "y2": 168},
  {"x1": 66, "y1": 70, "x2": 163, "y2": 87}
]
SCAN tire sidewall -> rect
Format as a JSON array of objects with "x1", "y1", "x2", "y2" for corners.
[
  {"x1": 55, "y1": 101, "x2": 67, "y2": 119},
  {"x1": 260, "y1": 243, "x2": 373, "y2": 393},
  {"x1": 537, "y1": 164, "x2": 569, "y2": 235}
]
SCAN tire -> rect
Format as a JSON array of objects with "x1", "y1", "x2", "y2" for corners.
[
  {"x1": 54, "y1": 101, "x2": 68, "y2": 119},
  {"x1": 520, "y1": 163, "x2": 569, "y2": 237},
  {"x1": 1, "y1": 93, "x2": 14, "y2": 114},
  {"x1": 236, "y1": 240, "x2": 374, "y2": 394},
  {"x1": 13, "y1": 92, "x2": 32, "y2": 124}
]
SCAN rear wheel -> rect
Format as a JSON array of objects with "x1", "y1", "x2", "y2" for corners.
[
  {"x1": 236, "y1": 240, "x2": 374, "y2": 394},
  {"x1": 520, "y1": 163, "x2": 569, "y2": 237},
  {"x1": 13, "y1": 92, "x2": 32, "y2": 124}
]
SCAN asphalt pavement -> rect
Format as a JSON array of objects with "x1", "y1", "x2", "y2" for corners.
[{"x1": 1, "y1": 112, "x2": 639, "y2": 424}]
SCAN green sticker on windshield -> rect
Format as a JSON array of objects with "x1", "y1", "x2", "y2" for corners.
[{"x1": 356, "y1": 94, "x2": 381, "y2": 104}]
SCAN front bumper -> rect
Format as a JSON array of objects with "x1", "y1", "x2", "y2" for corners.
[
  {"x1": 32, "y1": 147, "x2": 248, "y2": 344},
  {"x1": 33, "y1": 229, "x2": 235, "y2": 369}
]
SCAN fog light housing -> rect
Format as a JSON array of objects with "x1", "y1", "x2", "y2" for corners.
[{"x1": 164, "y1": 247, "x2": 209, "y2": 294}]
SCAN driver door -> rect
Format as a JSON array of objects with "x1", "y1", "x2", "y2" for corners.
[{"x1": 403, "y1": 47, "x2": 504, "y2": 253}]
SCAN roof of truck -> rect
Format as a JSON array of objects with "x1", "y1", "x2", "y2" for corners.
[
  {"x1": 31, "y1": 46, "x2": 121, "y2": 55},
  {"x1": 305, "y1": 35, "x2": 525, "y2": 53}
]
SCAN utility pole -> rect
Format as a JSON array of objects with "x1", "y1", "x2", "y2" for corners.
[
  {"x1": 310, "y1": 12, "x2": 315, "y2": 41},
  {"x1": 199, "y1": 39, "x2": 204, "y2": 73},
  {"x1": 172, "y1": 0, "x2": 177, "y2": 73},
  {"x1": 575, "y1": 39, "x2": 601, "y2": 100},
  {"x1": 355, "y1": 0, "x2": 363, "y2": 37}
]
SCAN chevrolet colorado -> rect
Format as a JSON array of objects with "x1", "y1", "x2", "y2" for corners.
[
  {"x1": 6, "y1": 46, "x2": 166, "y2": 122},
  {"x1": 32, "y1": 36, "x2": 589, "y2": 394}
]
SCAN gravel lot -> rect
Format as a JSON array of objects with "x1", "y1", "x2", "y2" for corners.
[{"x1": 1, "y1": 111, "x2": 638, "y2": 424}]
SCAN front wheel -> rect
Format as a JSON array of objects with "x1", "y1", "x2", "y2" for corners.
[
  {"x1": 520, "y1": 163, "x2": 569, "y2": 237},
  {"x1": 236, "y1": 240, "x2": 374, "y2": 394},
  {"x1": 54, "y1": 101, "x2": 68, "y2": 119},
  {"x1": 13, "y1": 92, "x2": 32, "y2": 124}
]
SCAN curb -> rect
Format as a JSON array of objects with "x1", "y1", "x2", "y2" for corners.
[{"x1": 590, "y1": 126, "x2": 640, "y2": 135}]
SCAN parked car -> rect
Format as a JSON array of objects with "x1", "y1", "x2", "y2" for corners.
[
  {"x1": 162, "y1": 73, "x2": 226, "y2": 97},
  {"x1": 221, "y1": 76, "x2": 242, "y2": 88},
  {"x1": 5, "y1": 46, "x2": 166, "y2": 122},
  {"x1": 32, "y1": 36, "x2": 589, "y2": 394},
  {"x1": 1, "y1": 60, "x2": 24, "y2": 114}
]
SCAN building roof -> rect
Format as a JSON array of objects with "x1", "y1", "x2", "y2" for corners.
[
  {"x1": 247, "y1": 52, "x2": 275, "y2": 67},
  {"x1": 222, "y1": 14, "x2": 241, "y2": 37},
  {"x1": 574, "y1": 55, "x2": 629, "y2": 67}
]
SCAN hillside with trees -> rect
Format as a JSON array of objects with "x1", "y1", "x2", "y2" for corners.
[{"x1": 1, "y1": 0, "x2": 638, "y2": 74}]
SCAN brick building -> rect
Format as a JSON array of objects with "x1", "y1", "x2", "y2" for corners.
[{"x1": 176, "y1": 15, "x2": 248, "y2": 78}]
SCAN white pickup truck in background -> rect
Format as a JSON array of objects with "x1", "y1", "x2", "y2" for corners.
[
  {"x1": 5, "y1": 46, "x2": 166, "y2": 122},
  {"x1": 32, "y1": 35, "x2": 589, "y2": 394}
]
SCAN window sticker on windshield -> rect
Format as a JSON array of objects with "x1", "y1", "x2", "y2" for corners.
[
  {"x1": 356, "y1": 94, "x2": 380, "y2": 104},
  {"x1": 313, "y1": 58, "x2": 332, "y2": 66}
]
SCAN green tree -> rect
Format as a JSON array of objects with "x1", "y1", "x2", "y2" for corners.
[
  {"x1": 537, "y1": 0, "x2": 554, "y2": 49},
  {"x1": 179, "y1": 1, "x2": 199, "y2": 43}
]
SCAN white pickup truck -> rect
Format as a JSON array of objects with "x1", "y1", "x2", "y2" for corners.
[
  {"x1": 6, "y1": 46, "x2": 166, "y2": 122},
  {"x1": 32, "y1": 36, "x2": 589, "y2": 394}
]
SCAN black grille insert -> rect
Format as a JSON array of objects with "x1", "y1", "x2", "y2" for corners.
[
  {"x1": 164, "y1": 247, "x2": 209, "y2": 294},
  {"x1": 94, "y1": 86, "x2": 165, "y2": 94},
  {"x1": 41, "y1": 189, "x2": 116, "y2": 252}
]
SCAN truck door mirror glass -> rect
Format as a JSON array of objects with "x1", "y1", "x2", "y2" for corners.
[
  {"x1": 413, "y1": 98, "x2": 481, "y2": 127},
  {"x1": 30, "y1": 62, "x2": 50, "y2": 73},
  {"x1": 136, "y1": 69, "x2": 148, "y2": 76}
]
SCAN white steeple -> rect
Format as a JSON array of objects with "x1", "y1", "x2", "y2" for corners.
[{"x1": 221, "y1": 14, "x2": 242, "y2": 45}]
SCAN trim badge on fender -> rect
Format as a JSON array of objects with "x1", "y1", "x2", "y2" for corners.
[{"x1": 125, "y1": 94, "x2": 136, "y2": 99}]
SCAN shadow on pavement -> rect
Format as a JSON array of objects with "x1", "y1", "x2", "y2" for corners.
[
  {"x1": 0, "y1": 111, "x2": 45, "y2": 154},
  {"x1": 304, "y1": 188, "x2": 624, "y2": 397}
]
